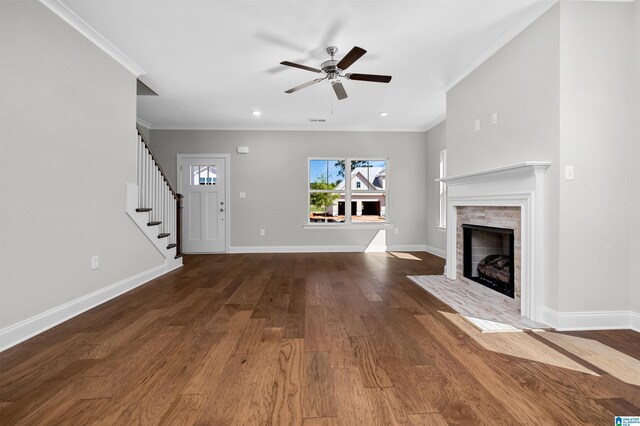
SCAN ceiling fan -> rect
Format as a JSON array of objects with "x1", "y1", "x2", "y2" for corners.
[{"x1": 280, "y1": 46, "x2": 392, "y2": 100}]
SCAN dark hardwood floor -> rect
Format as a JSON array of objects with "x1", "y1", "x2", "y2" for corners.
[{"x1": 0, "y1": 252, "x2": 638, "y2": 425}]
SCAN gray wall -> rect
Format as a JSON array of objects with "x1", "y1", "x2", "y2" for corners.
[
  {"x1": 632, "y1": 1, "x2": 640, "y2": 315},
  {"x1": 445, "y1": 1, "x2": 636, "y2": 316},
  {"x1": 558, "y1": 1, "x2": 633, "y2": 313},
  {"x1": 0, "y1": 0, "x2": 163, "y2": 330},
  {"x1": 446, "y1": 4, "x2": 561, "y2": 309},
  {"x1": 424, "y1": 120, "x2": 447, "y2": 255},
  {"x1": 138, "y1": 123, "x2": 151, "y2": 142},
  {"x1": 148, "y1": 130, "x2": 429, "y2": 250}
]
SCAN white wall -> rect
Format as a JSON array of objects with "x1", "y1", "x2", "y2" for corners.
[
  {"x1": 632, "y1": 0, "x2": 640, "y2": 317},
  {"x1": 445, "y1": 4, "x2": 561, "y2": 310},
  {"x1": 424, "y1": 120, "x2": 447, "y2": 255},
  {"x1": 0, "y1": 1, "x2": 164, "y2": 333},
  {"x1": 558, "y1": 1, "x2": 633, "y2": 313},
  {"x1": 148, "y1": 130, "x2": 429, "y2": 250}
]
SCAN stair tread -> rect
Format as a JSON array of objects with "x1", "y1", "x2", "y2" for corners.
[
  {"x1": 166, "y1": 243, "x2": 177, "y2": 249},
  {"x1": 157, "y1": 233, "x2": 170, "y2": 239},
  {"x1": 175, "y1": 254, "x2": 183, "y2": 259},
  {"x1": 136, "y1": 208, "x2": 152, "y2": 212},
  {"x1": 147, "y1": 221, "x2": 162, "y2": 226}
]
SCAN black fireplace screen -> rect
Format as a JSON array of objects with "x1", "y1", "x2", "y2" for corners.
[{"x1": 462, "y1": 224, "x2": 515, "y2": 298}]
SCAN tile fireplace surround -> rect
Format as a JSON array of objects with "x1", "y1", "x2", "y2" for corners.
[{"x1": 439, "y1": 162, "x2": 551, "y2": 323}]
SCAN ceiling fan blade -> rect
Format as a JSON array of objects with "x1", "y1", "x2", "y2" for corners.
[
  {"x1": 280, "y1": 61, "x2": 322, "y2": 73},
  {"x1": 285, "y1": 77, "x2": 326, "y2": 94},
  {"x1": 332, "y1": 81, "x2": 348, "y2": 100},
  {"x1": 346, "y1": 73, "x2": 392, "y2": 83},
  {"x1": 336, "y1": 46, "x2": 366, "y2": 70}
]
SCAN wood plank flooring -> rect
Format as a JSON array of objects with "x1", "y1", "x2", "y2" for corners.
[{"x1": 0, "y1": 252, "x2": 639, "y2": 425}]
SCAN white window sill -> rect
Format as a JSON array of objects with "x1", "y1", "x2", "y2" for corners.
[
  {"x1": 436, "y1": 226, "x2": 447, "y2": 232},
  {"x1": 304, "y1": 223, "x2": 394, "y2": 230}
]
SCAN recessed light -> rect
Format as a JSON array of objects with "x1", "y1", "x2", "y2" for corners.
[
  {"x1": 251, "y1": 110, "x2": 262, "y2": 116},
  {"x1": 379, "y1": 112, "x2": 389, "y2": 117}
]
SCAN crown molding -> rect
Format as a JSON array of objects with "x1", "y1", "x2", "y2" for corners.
[
  {"x1": 136, "y1": 118, "x2": 152, "y2": 129},
  {"x1": 441, "y1": 0, "x2": 558, "y2": 93},
  {"x1": 39, "y1": 0, "x2": 144, "y2": 76},
  {"x1": 423, "y1": 113, "x2": 446, "y2": 133}
]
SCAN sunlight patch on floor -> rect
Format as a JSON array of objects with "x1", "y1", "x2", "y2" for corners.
[
  {"x1": 536, "y1": 331, "x2": 640, "y2": 387},
  {"x1": 462, "y1": 316, "x2": 521, "y2": 333},
  {"x1": 388, "y1": 252, "x2": 422, "y2": 261},
  {"x1": 440, "y1": 311, "x2": 597, "y2": 375}
]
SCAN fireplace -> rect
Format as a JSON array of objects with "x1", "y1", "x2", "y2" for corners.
[
  {"x1": 440, "y1": 162, "x2": 551, "y2": 322},
  {"x1": 462, "y1": 224, "x2": 515, "y2": 298}
]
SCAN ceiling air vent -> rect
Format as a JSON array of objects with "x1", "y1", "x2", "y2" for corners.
[{"x1": 308, "y1": 118, "x2": 327, "y2": 123}]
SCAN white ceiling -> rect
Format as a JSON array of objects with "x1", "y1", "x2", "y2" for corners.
[{"x1": 60, "y1": 0, "x2": 555, "y2": 132}]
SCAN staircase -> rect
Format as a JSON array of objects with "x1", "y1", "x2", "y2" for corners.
[{"x1": 125, "y1": 127, "x2": 183, "y2": 267}]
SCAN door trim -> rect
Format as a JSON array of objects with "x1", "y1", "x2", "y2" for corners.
[{"x1": 177, "y1": 153, "x2": 231, "y2": 253}]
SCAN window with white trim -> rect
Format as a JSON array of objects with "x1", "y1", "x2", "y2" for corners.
[
  {"x1": 438, "y1": 149, "x2": 447, "y2": 228},
  {"x1": 308, "y1": 159, "x2": 387, "y2": 224}
]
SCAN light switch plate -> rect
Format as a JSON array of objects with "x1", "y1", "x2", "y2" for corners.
[
  {"x1": 239, "y1": 192, "x2": 246, "y2": 198},
  {"x1": 565, "y1": 165, "x2": 575, "y2": 180}
]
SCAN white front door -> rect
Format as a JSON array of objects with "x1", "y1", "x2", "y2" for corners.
[{"x1": 179, "y1": 156, "x2": 227, "y2": 253}]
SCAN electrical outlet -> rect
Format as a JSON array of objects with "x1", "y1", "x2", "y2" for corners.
[
  {"x1": 259, "y1": 229, "x2": 265, "y2": 236},
  {"x1": 394, "y1": 227, "x2": 399, "y2": 234},
  {"x1": 239, "y1": 192, "x2": 246, "y2": 198},
  {"x1": 491, "y1": 112, "x2": 498, "y2": 124},
  {"x1": 91, "y1": 256, "x2": 99, "y2": 270}
]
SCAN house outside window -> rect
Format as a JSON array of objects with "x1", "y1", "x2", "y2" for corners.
[
  {"x1": 309, "y1": 159, "x2": 387, "y2": 224},
  {"x1": 191, "y1": 165, "x2": 217, "y2": 186}
]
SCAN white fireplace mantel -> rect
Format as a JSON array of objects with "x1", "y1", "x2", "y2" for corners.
[
  {"x1": 440, "y1": 161, "x2": 551, "y2": 323},
  {"x1": 438, "y1": 161, "x2": 552, "y2": 186}
]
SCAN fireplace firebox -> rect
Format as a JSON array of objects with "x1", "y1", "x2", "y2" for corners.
[{"x1": 462, "y1": 224, "x2": 515, "y2": 298}]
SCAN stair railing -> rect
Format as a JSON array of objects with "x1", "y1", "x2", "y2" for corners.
[{"x1": 136, "y1": 126, "x2": 183, "y2": 257}]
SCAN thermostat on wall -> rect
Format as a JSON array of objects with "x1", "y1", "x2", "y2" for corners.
[{"x1": 237, "y1": 146, "x2": 249, "y2": 154}]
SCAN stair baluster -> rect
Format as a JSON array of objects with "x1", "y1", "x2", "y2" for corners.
[{"x1": 135, "y1": 127, "x2": 182, "y2": 257}]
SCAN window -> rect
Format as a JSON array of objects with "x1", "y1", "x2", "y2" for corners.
[
  {"x1": 438, "y1": 150, "x2": 447, "y2": 228},
  {"x1": 191, "y1": 165, "x2": 217, "y2": 186},
  {"x1": 308, "y1": 159, "x2": 387, "y2": 224}
]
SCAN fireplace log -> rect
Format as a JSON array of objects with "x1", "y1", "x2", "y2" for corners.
[{"x1": 477, "y1": 254, "x2": 510, "y2": 284}]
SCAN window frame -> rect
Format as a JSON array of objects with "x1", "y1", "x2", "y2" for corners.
[
  {"x1": 306, "y1": 157, "x2": 390, "y2": 228},
  {"x1": 438, "y1": 149, "x2": 447, "y2": 229}
]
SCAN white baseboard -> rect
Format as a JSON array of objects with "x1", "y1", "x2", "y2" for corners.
[
  {"x1": 423, "y1": 244, "x2": 446, "y2": 259},
  {"x1": 387, "y1": 244, "x2": 426, "y2": 252},
  {"x1": 541, "y1": 307, "x2": 640, "y2": 332},
  {"x1": 228, "y1": 244, "x2": 435, "y2": 254},
  {"x1": 229, "y1": 245, "x2": 368, "y2": 253},
  {"x1": 631, "y1": 311, "x2": 640, "y2": 332},
  {"x1": 0, "y1": 262, "x2": 180, "y2": 352}
]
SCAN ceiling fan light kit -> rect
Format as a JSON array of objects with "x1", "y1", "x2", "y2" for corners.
[{"x1": 280, "y1": 46, "x2": 392, "y2": 100}]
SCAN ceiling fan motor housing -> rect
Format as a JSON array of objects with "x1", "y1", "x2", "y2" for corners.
[{"x1": 321, "y1": 59, "x2": 341, "y2": 79}]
